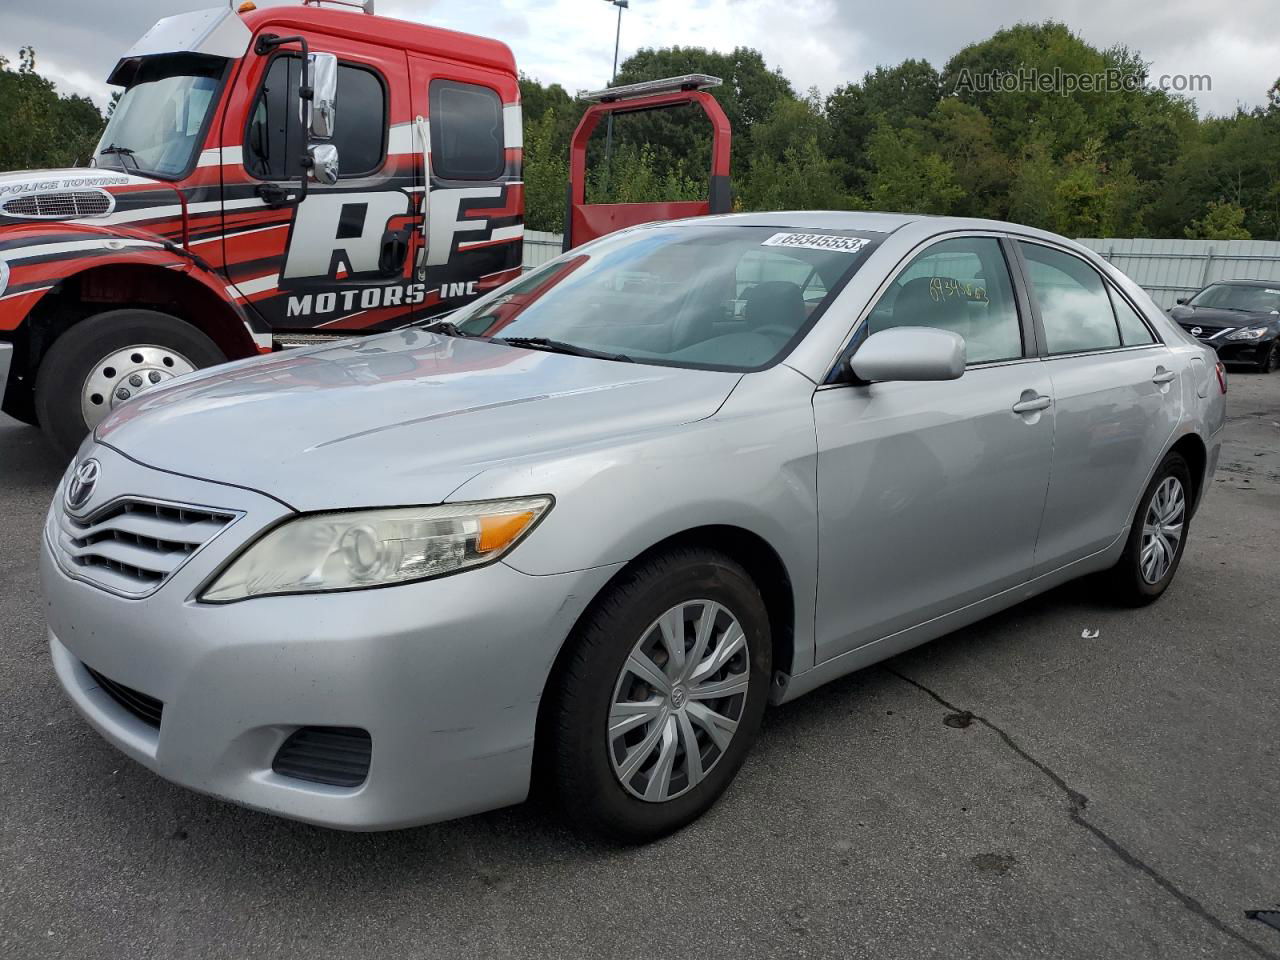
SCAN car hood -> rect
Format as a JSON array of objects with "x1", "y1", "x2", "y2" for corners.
[
  {"x1": 1169, "y1": 305, "x2": 1278, "y2": 329},
  {"x1": 95, "y1": 330, "x2": 742, "y2": 511}
]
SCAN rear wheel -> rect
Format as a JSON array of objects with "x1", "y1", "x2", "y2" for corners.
[
  {"x1": 34, "y1": 309, "x2": 224, "y2": 458},
  {"x1": 1107, "y1": 452, "x2": 1192, "y2": 605},
  {"x1": 549, "y1": 548, "x2": 772, "y2": 842}
]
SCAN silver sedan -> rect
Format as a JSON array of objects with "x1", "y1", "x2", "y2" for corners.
[{"x1": 41, "y1": 212, "x2": 1226, "y2": 841}]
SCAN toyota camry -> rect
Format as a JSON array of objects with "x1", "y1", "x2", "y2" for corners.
[{"x1": 42, "y1": 212, "x2": 1226, "y2": 841}]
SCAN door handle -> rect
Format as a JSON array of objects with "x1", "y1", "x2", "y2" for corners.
[
  {"x1": 1152, "y1": 369, "x2": 1176, "y2": 384},
  {"x1": 1012, "y1": 395, "x2": 1052, "y2": 414}
]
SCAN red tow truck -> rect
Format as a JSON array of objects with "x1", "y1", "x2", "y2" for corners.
[{"x1": 0, "y1": 1, "x2": 731, "y2": 455}]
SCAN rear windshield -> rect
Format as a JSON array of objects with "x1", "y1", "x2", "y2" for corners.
[{"x1": 446, "y1": 224, "x2": 882, "y2": 372}]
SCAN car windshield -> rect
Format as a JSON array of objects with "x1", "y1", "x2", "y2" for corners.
[
  {"x1": 447, "y1": 224, "x2": 881, "y2": 371},
  {"x1": 95, "y1": 55, "x2": 224, "y2": 179},
  {"x1": 1189, "y1": 283, "x2": 1280, "y2": 314}
]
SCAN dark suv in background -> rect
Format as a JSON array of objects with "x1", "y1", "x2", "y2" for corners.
[{"x1": 1169, "y1": 280, "x2": 1280, "y2": 372}]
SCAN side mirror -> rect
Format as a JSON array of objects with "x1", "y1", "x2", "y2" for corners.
[
  {"x1": 849, "y1": 327, "x2": 966, "y2": 383},
  {"x1": 308, "y1": 143, "x2": 340, "y2": 185},
  {"x1": 307, "y1": 52, "x2": 338, "y2": 139},
  {"x1": 1176, "y1": 297, "x2": 1188, "y2": 305}
]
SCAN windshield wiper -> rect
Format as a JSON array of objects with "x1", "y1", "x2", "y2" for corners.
[
  {"x1": 99, "y1": 144, "x2": 139, "y2": 173},
  {"x1": 494, "y1": 337, "x2": 633, "y2": 363},
  {"x1": 420, "y1": 320, "x2": 476, "y2": 338}
]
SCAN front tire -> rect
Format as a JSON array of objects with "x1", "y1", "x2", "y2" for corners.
[
  {"x1": 549, "y1": 548, "x2": 772, "y2": 843},
  {"x1": 1107, "y1": 452, "x2": 1192, "y2": 606},
  {"x1": 1258, "y1": 340, "x2": 1279, "y2": 373},
  {"x1": 34, "y1": 309, "x2": 224, "y2": 458}
]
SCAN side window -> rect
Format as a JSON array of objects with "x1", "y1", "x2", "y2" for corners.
[
  {"x1": 246, "y1": 57, "x2": 387, "y2": 180},
  {"x1": 867, "y1": 237, "x2": 1023, "y2": 364},
  {"x1": 333, "y1": 65, "x2": 386, "y2": 177},
  {"x1": 1109, "y1": 286, "x2": 1156, "y2": 346},
  {"x1": 246, "y1": 56, "x2": 303, "y2": 180},
  {"x1": 429, "y1": 80, "x2": 504, "y2": 180},
  {"x1": 1018, "y1": 242, "x2": 1121, "y2": 355}
]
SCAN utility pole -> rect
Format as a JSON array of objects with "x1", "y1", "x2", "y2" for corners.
[{"x1": 601, "y1": 0, "x2": 628, "y2": 196}]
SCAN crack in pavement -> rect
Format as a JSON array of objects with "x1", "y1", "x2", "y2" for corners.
[{"x1": 886, "y1": 667, "x2": 1279, "y2": 960}]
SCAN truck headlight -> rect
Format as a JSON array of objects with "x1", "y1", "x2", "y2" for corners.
[
  {"x1": 201, "y1": 496, "x2": 552, "y2": 602},
  {"x1": 1225, "y1": 326, "x2": 1268, "y2": 341}
]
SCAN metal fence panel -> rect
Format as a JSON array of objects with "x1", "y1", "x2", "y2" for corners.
[
  {"x1": 523, "y1": 230, "x2": 562, "y2": 271},
  {"x1": 1078, "y1": 238, "x2": 1280, "y2": 308}
]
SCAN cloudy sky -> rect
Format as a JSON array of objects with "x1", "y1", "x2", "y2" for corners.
[{"x1": 3, "y1": 0, "x2": 1276, "y2": 116}]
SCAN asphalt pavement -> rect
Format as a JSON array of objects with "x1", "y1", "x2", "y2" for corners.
[{"x1": 1, "y1": 371, "x2": 1277, "y2": 960}]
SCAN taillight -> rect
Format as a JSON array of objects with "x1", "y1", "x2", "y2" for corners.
[{"x1": 1215, "y1": 362, "x2": 1228, "y2": 394}]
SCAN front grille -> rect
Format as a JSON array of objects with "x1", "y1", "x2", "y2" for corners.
[
  {"x1": 84, "y1": 664, "x2": 163, "y2": 729},
  {"x1": 273, "y1": 727, "x2": 372, "y2": 788},
  {"x1": 54, "y1": 498, "x2": 237, "y2": 598},
  {"x1": 2, "y1": 190, "x2": 112, "y2": 219}
]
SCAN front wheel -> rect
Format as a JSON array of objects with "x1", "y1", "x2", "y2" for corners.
[
  {"x1": 549, "y1": 548, "x2": 772, "y2": 842},
  {"x1": 1107, "y1": 452, "x2": 1192, "y2": 605},
  {"x1": 1258, "y1": 340, "x2": 1279, "y2": 373},
  {"x1": 34, "y1": 309, "x2": 225, "y2": 458}
]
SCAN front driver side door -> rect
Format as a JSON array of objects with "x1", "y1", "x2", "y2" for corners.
[{"x1": 812, "y1": 234, "x2": 1053, "y2": 663}]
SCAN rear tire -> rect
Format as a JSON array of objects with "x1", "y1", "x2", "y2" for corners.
[
  {"x1": 1107, "y1": 452, "x2": 1192, "y2": 606},
  {"x1": 34, "y1": 309, "x2": 224, "y2": 459},
  {"x1": 549, "y1": 547, "x2": 772, "y2": 843}
]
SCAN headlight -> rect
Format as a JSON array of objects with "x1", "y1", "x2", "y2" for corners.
[
  {"x1": 1225, "y1": 326, "x2": 1268, "y2": 341},
  {"x1": 201, "y1": 496, "x2": 552, "y2": 602}
]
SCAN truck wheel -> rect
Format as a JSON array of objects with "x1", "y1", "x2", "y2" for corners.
[
  {"x1": 34, "y1": 308, "x2": 225, "y2": 458},
  {"x1": 549, "y1": 548, "x2": 772, "y2": 842}
]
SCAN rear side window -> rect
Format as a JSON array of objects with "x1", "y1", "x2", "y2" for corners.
[
  {"x1": 1109, "y1": 287, "x2": 1156, "y2": 346},
  {"x1": 246, "y1": 57, "x2": 387, "y2": 180},
  {"x1": 429, "y1": 80, "x2": 504, "y2": 180},
  {"x1": 1019, "y1": 242, "x2": 1121, "y2": 355},
  {"x1": 867, "y1": 236, "x2": 1023, "y2": 364}
]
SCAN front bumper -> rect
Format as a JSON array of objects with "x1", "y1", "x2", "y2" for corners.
[
  {"x1": 1209, "y1": 337, "x2": 1273, "y2": 365},
  {"x1": 42, "y1": 443, "x2": 619, "y2": 830}
]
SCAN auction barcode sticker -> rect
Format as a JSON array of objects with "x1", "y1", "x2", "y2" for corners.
[{"x1": 762, "y1": 232, "x2": 868, "y2": 254}]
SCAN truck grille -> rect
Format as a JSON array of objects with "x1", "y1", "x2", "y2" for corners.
[
  {"x1": 52, "y1": 498, "x2": 238, "y2": 598},
  {"x1": 84, "y1": 664, "x2": 164, "y2": 729},
  {"x1": 2, "y1": 190, "x2": 113, "y2": 219}
]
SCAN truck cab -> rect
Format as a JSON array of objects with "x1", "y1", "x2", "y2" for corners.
[{"x1": 0, "y1": 3, "x2": 525, "y2": 454}]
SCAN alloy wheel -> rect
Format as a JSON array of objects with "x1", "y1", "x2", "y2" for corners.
[
  {"x1": 608, "y1": 600, "x2": 750, "y2": 802},
  {"x1": 1140, "y1": 475, "x2": 1185, "y2": 584},
  {"x1": 80, "y1": 344, "x2": 196, "y2": 428}
]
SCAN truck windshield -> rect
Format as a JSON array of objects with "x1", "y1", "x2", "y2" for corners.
[
  {"x1": 95, "y1": 55, "x2": 225, "y2": 179},
  {"x1": 446, "y1": 224, "x2": 881, "y2": 372}
]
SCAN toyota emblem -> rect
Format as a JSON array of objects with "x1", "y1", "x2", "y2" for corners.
[
  {"x1": 65, "y1": 458, "x2": 101, "y2": 511},
  {"x1": 1190, "y1": 326, "x2": 1203, "y2": 337}
]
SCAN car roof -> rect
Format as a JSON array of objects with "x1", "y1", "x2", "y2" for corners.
[{"x1": 675, "y1": 210, "x2": 1081, "y2": 245}]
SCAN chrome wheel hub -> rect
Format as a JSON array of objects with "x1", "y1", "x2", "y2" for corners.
[
  {"x1": 608, "y1": 599, "x2": 750, "y2": 803},
  {"x1": 81, "y1": 345, "x2": 196, "y2": 429},
  {"x1": 1140, "y1": 475, "x2": 1185, "y2": 584}
]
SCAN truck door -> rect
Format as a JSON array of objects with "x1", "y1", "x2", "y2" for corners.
[
  {"x1": 217, "y1": 29, "x2": 423, "y2": 334},
  {"x1": 406, "y1": 54, "x2": 524, "y2": 317}
]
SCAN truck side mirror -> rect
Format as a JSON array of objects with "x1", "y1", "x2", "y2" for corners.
[
  {"x1": 307, "y1": 53, "x2": 338, "y2": 140},
  {"x1": 309, "y1": 144, "x2": 340, "y2": 185}
]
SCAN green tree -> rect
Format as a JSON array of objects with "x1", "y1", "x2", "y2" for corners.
[
  {"x1": 863, "y1": 123, "x2": 963, "y2": 215},
  {"x1": 1185, "y1": 200, "x2": 1251, "y2": 240},
  {"x1": 0, "y1": 47, "x2": 104, "y2": 171}
]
